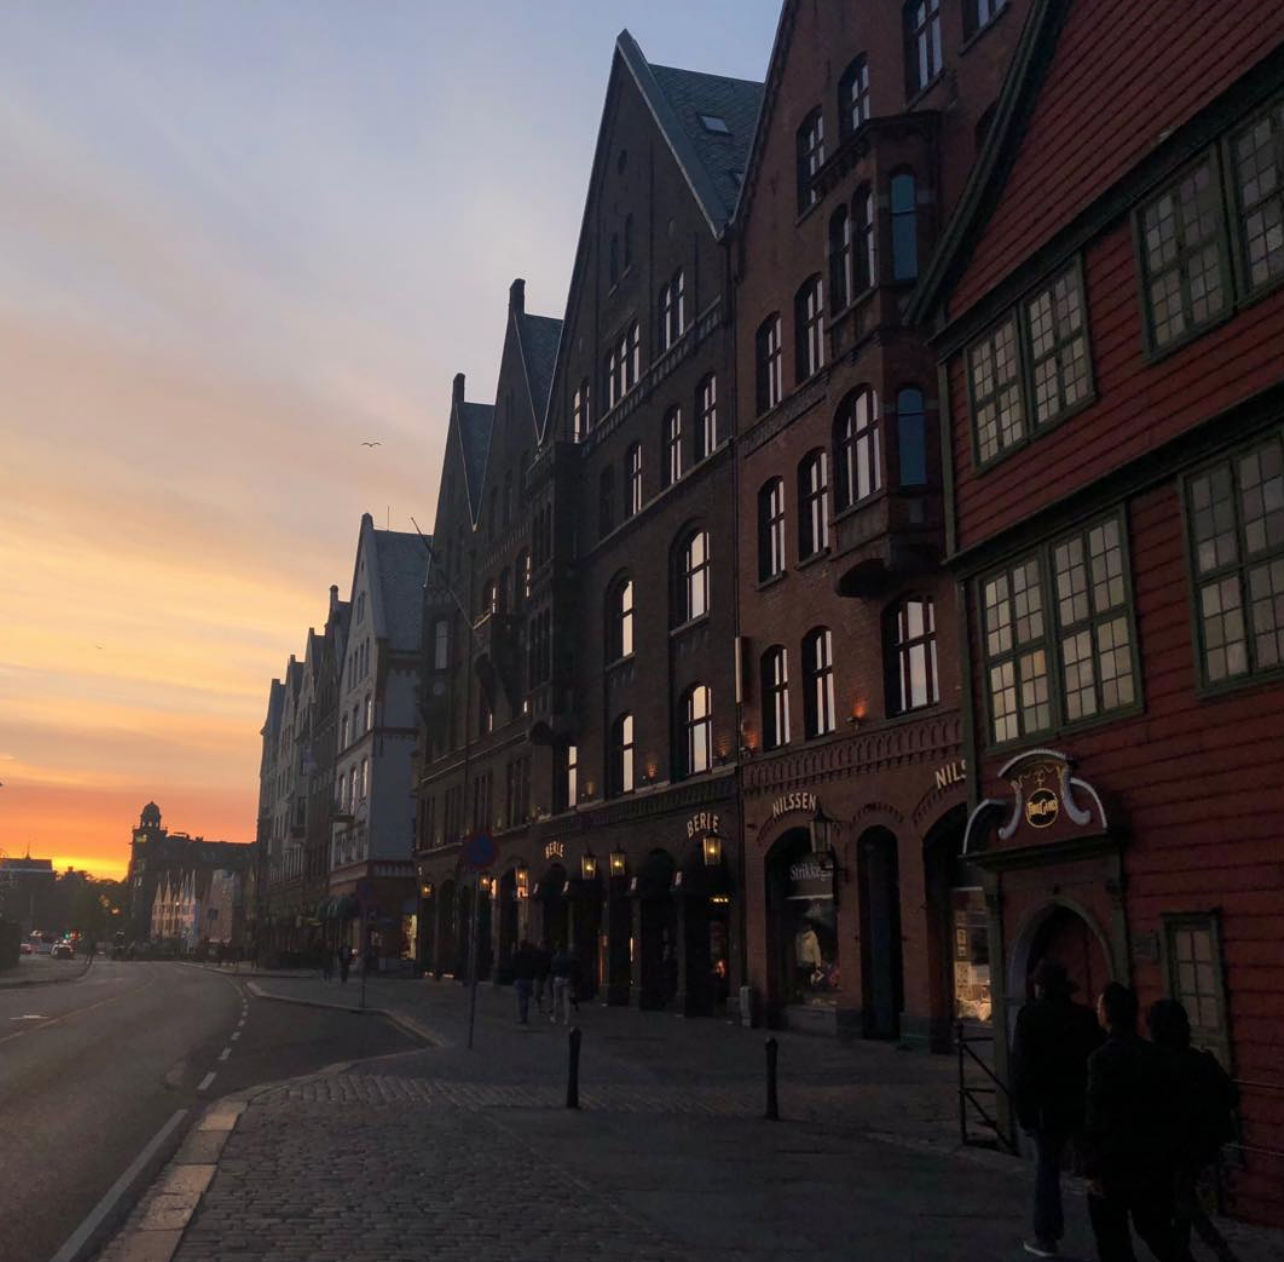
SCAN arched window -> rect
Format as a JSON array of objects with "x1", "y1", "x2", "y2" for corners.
[
  {"x1": 679, "y1": 529, "x2": 711, "y2": 623},
  {"x1": 803, "y1": 627, "x2": 836, "y2": 737},
  {"x1": 758, "y1": 478, "x2": 786, "y2": 581},
  {"x1": 797, "y1": 108, "x2": 825, "y2": 210},
  {"x1": 904, "y1": 0, "x2": 942, "y2": 98},
  {"x1": 606, "y1": 344, "x2": 622, "y2": 410},
  {"x1": 627, "y1": 443, "x2": 643, "y2": 517},
  {"x1": 433, "y1": 618, "x2": 449, "y2": 671},
  {"x1": 761, "y1": 647, "x2": 791, "y2": 749},
  {"x1": 627, "y1": 321, "x2": 641, "y2": 386},
  {"x1": 756, "y1": 314, "x2": 783, "y2": 414},
  {"x1": 696, "y1": 375, "x2": 717, "y2": 460},
  {"x1": 855, "y1": 186, "x2": 878, "y2": 291},
  {"x1": 340, "y1": 712, "x2": 349, "y2": 750},
  {"x1": 572, "y1": 379, "x2": 590, "y2": 441},
  {"x1": 798, "y1": 451, "x2": 831, "y2": 560},
  {"x1": 664, "y1": 407, "x2": 684, "y2": 487},
  {"x1": 599, "y1": 466, "x2": 615, "y2": 538},
  {"x1": 683, "y1": 685, "x2": 713, "y2": 776},
  {"x1": 829, "y1": 206, "x2": 852, "y2": 312},
  {"x1": 897, "y1": 387, "x2": 927, "y2": 486},
  {"x1": 839, "y1": 55, "x2": 871, "y2": 134},
  {"x1": 890, "y1": 171, "x2": 918, "y2": 281},
  {"x1": 888, "y1": 596, "x2": 939, "y2": 714},
  {"x1": 795, "y1": 275, "x2": 825, "y2": 382},
  {"x1": 659, "y1": 269, "x2": 686, "y2": 351},
  {"x1": 609, "y1": 577, "x2": 634, "y2": 661},
  {"x1": 610, "y1": 713, "x2": 635, "y2": 796},
  {"x1": 835, "y1": 387, "x2": 881, "y2": 508}
]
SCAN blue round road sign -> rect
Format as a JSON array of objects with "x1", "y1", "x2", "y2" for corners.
[{"x1": 462, "y1": 832, "x2": 498, "y2": 872}]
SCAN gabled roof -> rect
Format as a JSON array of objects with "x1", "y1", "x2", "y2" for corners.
[
  {"x1": 515, "y1": 312, "x2": 562, "y2": 427},
  {"x1": 617, "y1": 31, "x2": 764, "y2": 236},
  {"x1": 457, "y1": 400, "x2": 495, "y2": 523},
  {"x1": 370, "y1": 526, "x2": 430, "y2": 653}
]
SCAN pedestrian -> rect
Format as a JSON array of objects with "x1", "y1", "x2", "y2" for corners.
[
  {"x1": 1147, "y1": 999, "x2": 1240, "y2": 1262},
  {"x1": 534, "y1": 940, "x2": 552, "y2": 1014},
  {"x1": 338, "y1": 943, "x2": 352, "y2": 985},
  {"x1": 1011, "y1": 958, "x2": 1104, "y2": 1258},
  {"x1": 1084, "y1": 982, "x2": 1193, "y2": 1262},
  {"x1": 512, "y1": 940, "x2": 537, "y2": 1025},
  {"x1": 550, "y1": 942, "x2": 574, "y2": 1025}
]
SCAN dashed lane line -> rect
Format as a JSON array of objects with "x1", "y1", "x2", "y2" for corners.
[
  {"x1": 197, "y1": 1072, "x2": 216, "y2": 1093},
  {"x1": 217, "y1": 1047, "x2": 231, "y2": 1062}
]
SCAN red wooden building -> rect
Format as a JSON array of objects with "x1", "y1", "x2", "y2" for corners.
[{"x1": 913, "y1": 0, "x2": 1284, "y2": 1224}]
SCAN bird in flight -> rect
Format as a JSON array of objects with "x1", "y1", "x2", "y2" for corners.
[
  {"x1": 95, "y1": 645, "x2": 103, "y2": 650},
  {"x1": 361, "y1": 441, "x2": 382, "y2": 448}
]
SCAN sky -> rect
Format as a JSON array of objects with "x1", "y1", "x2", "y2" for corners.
[{"x1": 0, "y1": 2, "x2": 780, "y2": 880}]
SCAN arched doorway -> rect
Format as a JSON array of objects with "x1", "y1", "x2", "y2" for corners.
[
  {"x1": 1018, "y1": 904, "x2": 1111, "y2": 1007},
  {"x1": 765, "y1": 828, "x2": 839, "y2": 1023},
  {"x1": 496, "y1": 868, "x2": 519, "y2": 982},
  {"x1": 635, "y1": 851, "x2": 677, "y2": 1010},
  {"x1": 858, "y1": 828, "x2": 904, "y2": 1040},
  {"x1": 535, "y1": 864, "x2": 568, "y2": 951}
]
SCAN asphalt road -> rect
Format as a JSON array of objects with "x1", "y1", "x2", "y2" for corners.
[{"x1": 0, "y1": 960, "x2": 416, "y2": 1262}]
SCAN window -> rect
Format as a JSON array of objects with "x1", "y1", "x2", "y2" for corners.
[
  {"x1": 756, "y1": 315, "x2": 783, "y2": 414},
  {"x1": 890, "y1": 597, "x2": 939, "y2": 713},
  {"x1": 969, "y1": 317, "x2": 1025, "y2": 464},
  {"x1": 359, "y1": 757, "x2": 369, "y2": 801},
  {"x1": 479, "y1": 687, "x2": 494, "y2": 736},
  {"x1": 610, "y1": 714, "x2": 635, "y2": 796},
  {"x1": 761, "y1": 647, "x2": 791, "y2": 749},
  {"x1": 1163, "y1": 914, "x2": 1229, "y2": 1061},
  {"x1": 610, "y1": 578, "x2": 634, "y2": 661},
  {"x1": 680, "y1": 529, "x2": 710, "y2": 623},
  {"x1": 573, "y1": 379, "x2": 590, "y2": 441},
  {"x1": 605, "y1": 323, "x2": 641, "y2": 409},
  {"x1": 964, "y1": 0, "x2": 1006, "y2": 40},
  {"x1": 659, "y1": 269, "x2": 686, "y2": 351},
  {"x1": 683, "y1": 685, "x2": 713, "y2": 776},
  {"x1": 627, "y1": 321, "x2": 641, "y2": 387},
  {"x1": 1025, "y1": 266, "x2": 1091, "y2": 426},
  {"x1": 433, "y1": 619, "x2": 449, "y2": 670},
  {"x1": 855, "y1": 186, "x2": 878, "y2": 291},
  {"x1": 1232, "y1": 100, "x2": 1284, "y2": 294},
  {"x1": 483, "y1": 577, "x2": 498, "y2": 617},
  {"x1": 364, "y1": 694, "x2": 373, "y2": 732},
  {"x1": 606, "y1": 344, "x2": 622, "y2": 410},
  {"x1": 798, "y1": 450, "x2": 831, "y2": 559},
  {"x1": 905, "y1": 0, "x2": 942, "y2": 98},
  {"x1": 1138, "y1": 158, "x2": 1228, "y2": 351},
  {"x1": 627, "y1": 443, "x2": 643, "y2": 517},
  {"x1": 1186, "y1": 430, "x2": 1284, "y2": 685},
  {"x1": 829, "y1": 206, "x2": 852, "y2": 312},
  {"x1": 839, "y1": 56, "x2": 871, "y2": 134},
  {"x1": 890, "y1": 172, "x2": 918, "y2": 281},
  {"x1": 897, "y1": 387, "x2": 927, "y2": 486},
  {"x1": 700, "y1": 114, "x2": 730, "y2": 134},
  {"x1": 835, "y1": 388, "x2": 881, "y2": 508},
  {"x1": 803, "y1": 628, "x2": 836, "y2": 737},
  {"x1": 981, "y1": 513, "x2": 1138, "y2": 744},
  {"x1": 797, "y1": 109, "x2": 825, "y2": 210},
  {"x1": 795, "y1": 275, "x2": 825, "y2": 381},
  {"x1": 567, "y1": 743, "x2": 579, "y2": 807},
  {"x1": 758, "y1": 478, "x2": 786, "y2": 581},
  {"x1": 696, "y1": 376, "x2": 717, "y2": 460},
  {"x1": 340, "y1": 713, "x2": 349, "y2": 750},
  {"x1": 518, "y1": 551, "x2": 532, "y2": 605},
  {"x1": 665, "y1": 408, "x2": 684, "y2": 487}
]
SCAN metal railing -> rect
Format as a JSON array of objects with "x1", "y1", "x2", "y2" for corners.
[{"x1": 956, "y1": 1020, "x2": 1016, "y2": 1153}]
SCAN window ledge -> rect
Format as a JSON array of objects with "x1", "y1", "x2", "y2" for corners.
[
  {"x1": 904, "y1": 73, "x2": 946, "y2": 112},
  {"x1": 959, "y1": 3, "x2": 1011, "y2": 56},
  {"x1": 796, "y1": 546, "x2": 831, "y2": 572},
  {"x1": 670, "y1": 613, "x2": 712, "y2": 639},
  {"x1": 605, "y1": 652, "x2": 636, "y2": 674},
  {"x1": 756, "y1": 571, "x2": 788, "y2": 592}
]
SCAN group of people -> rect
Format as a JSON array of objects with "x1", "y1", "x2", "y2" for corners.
[
  {"x1": 1013, "y1": 959, "x2": 1239, "y2": 1261},
  {"x1": 510, "y1": 940, "x2": 581, "y2": 1026},
  {"x1": 318, "y1": 942, "x2": 359, "y2": 984}
]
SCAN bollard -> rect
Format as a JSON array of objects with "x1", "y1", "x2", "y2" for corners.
[
  {"x1": 567, "y1": 1026, "x2": 582, "y2": 1110},
  {"x1": 765, "y1": 1036, "x2": 779, "y2": 1121}
]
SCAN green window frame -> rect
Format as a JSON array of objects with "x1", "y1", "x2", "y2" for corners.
[
  {"x1": 967, "y1": 260, "x2": 1094, "y2": 469},
  {"x1": 1162, "y1": 912, "x2": 1231, "y2": 1065},
  {"x1": 980, "y1": 510, "x2": 1140, "y2": 747},
  {"x1": 1184, "y1": 427, "x2": 1284, "y2": 688},
  {"x1": 1229, "y1": 96, "x2": 1284, "y2": 297}
]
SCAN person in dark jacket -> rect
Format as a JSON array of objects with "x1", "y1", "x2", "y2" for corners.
[
  {"x1": 1147, "y1": 999, "x2": 1240, "y2": 1262},
  {"x1": 1084, "y1": 982, "x2": 1193, "y2": 1262},
  {"x1": 533, "y1": 941, "x2": 552, "y2": 1014},
  {"x1": 550, "y1": 943, "x2": 576, "y2": 1025},
  {"x1": 512, "y1": 940, "x2": 537, "y2": 1025},
  {"x1": 1011, "y1": 958, "x2": 1104, "y2": 1258}
]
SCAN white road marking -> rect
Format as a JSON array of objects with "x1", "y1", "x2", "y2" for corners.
[
  {"x1": 197, "y1": 1071, "x2": 216, "y2": 1092},
  {"x1": 49, "y1": 1107, "x2": 189, "y2": 1262},
  {"x1": 230, "y1": 1031, "x2": 240, "y2": 1041},
  {"x1": 236, "y1": 1017, "x2": 246, "y2": 1029},
  {"x1": 10, "y1": 1014, "x2": 46, "y2": 1021},
  {"x1": 218, "y1": 1047, "x2": 231, "y2": 1062}
]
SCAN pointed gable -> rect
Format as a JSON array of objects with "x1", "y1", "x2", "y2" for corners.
[
  {"x1": 515, "y1": 311, "x2": 562, "y2": 429},
  {"x1": 369, "y1": 527, "x2": 430, "y2": 653}
]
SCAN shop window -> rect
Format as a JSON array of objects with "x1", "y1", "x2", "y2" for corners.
[
  {"x1": 803, "y1": 627, "x2": 836, "y2": 737},
  {"x1": 1186, "y1": 429, "x2": 1284, "y2": 685},
  {"x1": 773, "y1": 831, "x2": 839, "y2": 1007},
  {"x1": 682, "y1": 684, "x2": 712, "y2": 777},
  {"x1": 756, "y1": 314, "x2": 783, "y2": 414},
  {"x1": 761, "y1": 646, "x2": 791, "y2": 749},
  {"x1": 798, "y1": 450, "x2": 831, "y2": 559},
  {"x1": 839, "y1": 55, "x2": 871, "y2": 134},
  {"x1": 897, "y1": 387, "x2": 927, "y2": 486},
  {"x1": 610, "y1": 714, "x2": 635, "y2": 796},
  {"x1": 1163, "y1": 913, "x2": 1230, "y2": 1063},
  {"x1": 835, "y1": 387, "x2": 881, "y2": 509},
  {"x1": 888, "y1": 596, "x2": 939, "y2": 713},
  {"x1": 758, "y1": 477, "x2": 786, "y2": 582}
]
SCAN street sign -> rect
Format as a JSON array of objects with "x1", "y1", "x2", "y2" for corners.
[{"x1": 461, "y1": 831, "x2": 498, "y2": 872}]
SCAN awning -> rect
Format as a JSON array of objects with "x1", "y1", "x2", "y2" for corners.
[
  {"x1": 315, "y1": 897, "x2": 336, "y2": 920},
  {"x1": 333, "y1": 894, "x2": 360, "y2": 921}
]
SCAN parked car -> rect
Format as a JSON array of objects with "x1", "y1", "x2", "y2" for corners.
[{"x1": 51, "y1": 943, "x2": 75, "y2": 960}]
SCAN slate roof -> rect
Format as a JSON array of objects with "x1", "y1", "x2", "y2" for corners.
[
  {"x1": 517, "y1": 312, "x2": 563, "y2": 428},
  {"x1": 371, "y1": 527, "x2": 430, "y2": 653},
  {"x1": 457, "y1": 400, "x2": 495, "y2": 522}
]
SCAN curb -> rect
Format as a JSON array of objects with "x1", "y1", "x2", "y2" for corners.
[
  {"x1": 0, "y1": 958, "x2": 94, "y2": 989},
  {"x1": 245, "y1": 981, "x2": 444, "y2": 1048}
]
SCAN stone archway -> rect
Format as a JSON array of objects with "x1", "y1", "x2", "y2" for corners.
[
  {"x1": 857, "y1": 827, "x2": 903, "y2": 1040},
  {"x1": 1009, "y1": 899, "x2": 1114, "y2": 1023}
]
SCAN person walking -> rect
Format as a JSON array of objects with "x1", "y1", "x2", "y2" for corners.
[
  {"x1": 1011, "y1": 958, "x2": 1104, "y2": 1258},
  {"x1": 1147, "y1": 999, "x2": 1240, "y2": 1262},
  {"x1": 512, "y1": 940, "x2": 537, "y2": 1025},
  {"x1": 534, "y1": 940, "x2": 552, "y2": 1015},
  {"x1": 320, "y1": 945, "x2": 334, "y2": 982},
  {"x1": 550, "y1": 943, "x2": 574, "y2": 1025},
  {"x1": 338, "y1": 943, "x2": 352, "y2": 985},
  {"x1": 1084, "y1": 982, "x2": 1193, "y2": 1262}
]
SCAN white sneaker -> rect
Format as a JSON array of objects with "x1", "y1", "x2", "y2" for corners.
[{"x1": 1023, "y1": 1241, "x2": 1059, "y2": 1258}]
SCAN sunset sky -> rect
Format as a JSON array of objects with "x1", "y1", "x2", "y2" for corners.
[{"x1": 0, "y1": 2, "x2": 777, "y2": 879}]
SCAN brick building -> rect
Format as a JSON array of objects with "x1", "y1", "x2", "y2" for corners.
[
  {"x1": 730, "y1": 0, "x2": 1027, "y2": 1042},
  {"x1": 912, "y1": 0, "x2": 1284, "y2": 1222}
]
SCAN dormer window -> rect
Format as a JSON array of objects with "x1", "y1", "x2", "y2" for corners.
[{"x1": 700, "y1": 114, "x2": 730, "y2": 134}]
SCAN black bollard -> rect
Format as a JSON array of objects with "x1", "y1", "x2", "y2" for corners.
[
  {"x1": 567, "y1": 1026, "x2": 582, "y2": 1110},
  {"x1": 765, "y1": 1036, "x2": 779, "y2": 1121}
]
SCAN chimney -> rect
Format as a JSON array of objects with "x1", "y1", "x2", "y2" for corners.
[
  {"x1": 453, "y1": 372, "x2": 465, "y2": 407},
  {"x1": 329, "y1": 584, "x2": 339, "y2": 614},
  {"x1": 509, "y1": 277, "x2": 526, "y2": 315}
]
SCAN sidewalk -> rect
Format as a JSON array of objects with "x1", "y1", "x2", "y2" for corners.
[
  {"x1": 0, "y1": 953, "x2": 93, "y2": 987},
  {"x1": 99, "y1": 975, "x2": 1284, "y2": 1262}
]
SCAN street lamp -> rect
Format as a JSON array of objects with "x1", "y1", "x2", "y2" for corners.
[
  {"x1": 609, "y1": 845, "x2": 627, "y2": 878},
  {"x1": 701, "y1": 825, "x2": 725, "y2": 868},
  {"x1": 580, "y1": 849, "x2": 598, "y2": 881},
  {"x1": 810, "y1": 803, "x2": 838, "y2": 856},
  {"x1": 421, "y1": 882, "x2": 434, "y2": 899}
]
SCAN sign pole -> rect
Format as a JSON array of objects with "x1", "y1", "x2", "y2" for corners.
[
  {"x1": 467, "y1": 871, "x2": 481, "y2": 1050},
  {"x1": 360, "y1": 911, "x2": 369, "y2": 1012}
]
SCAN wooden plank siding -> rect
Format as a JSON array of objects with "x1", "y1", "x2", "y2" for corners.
[{"x1": 953, "y1": 0, "x2": 1284, "y2": 318}]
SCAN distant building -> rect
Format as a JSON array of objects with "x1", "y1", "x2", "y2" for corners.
[{"x1": 0, "y1": 853, "x2": 57, "y2": 935}]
